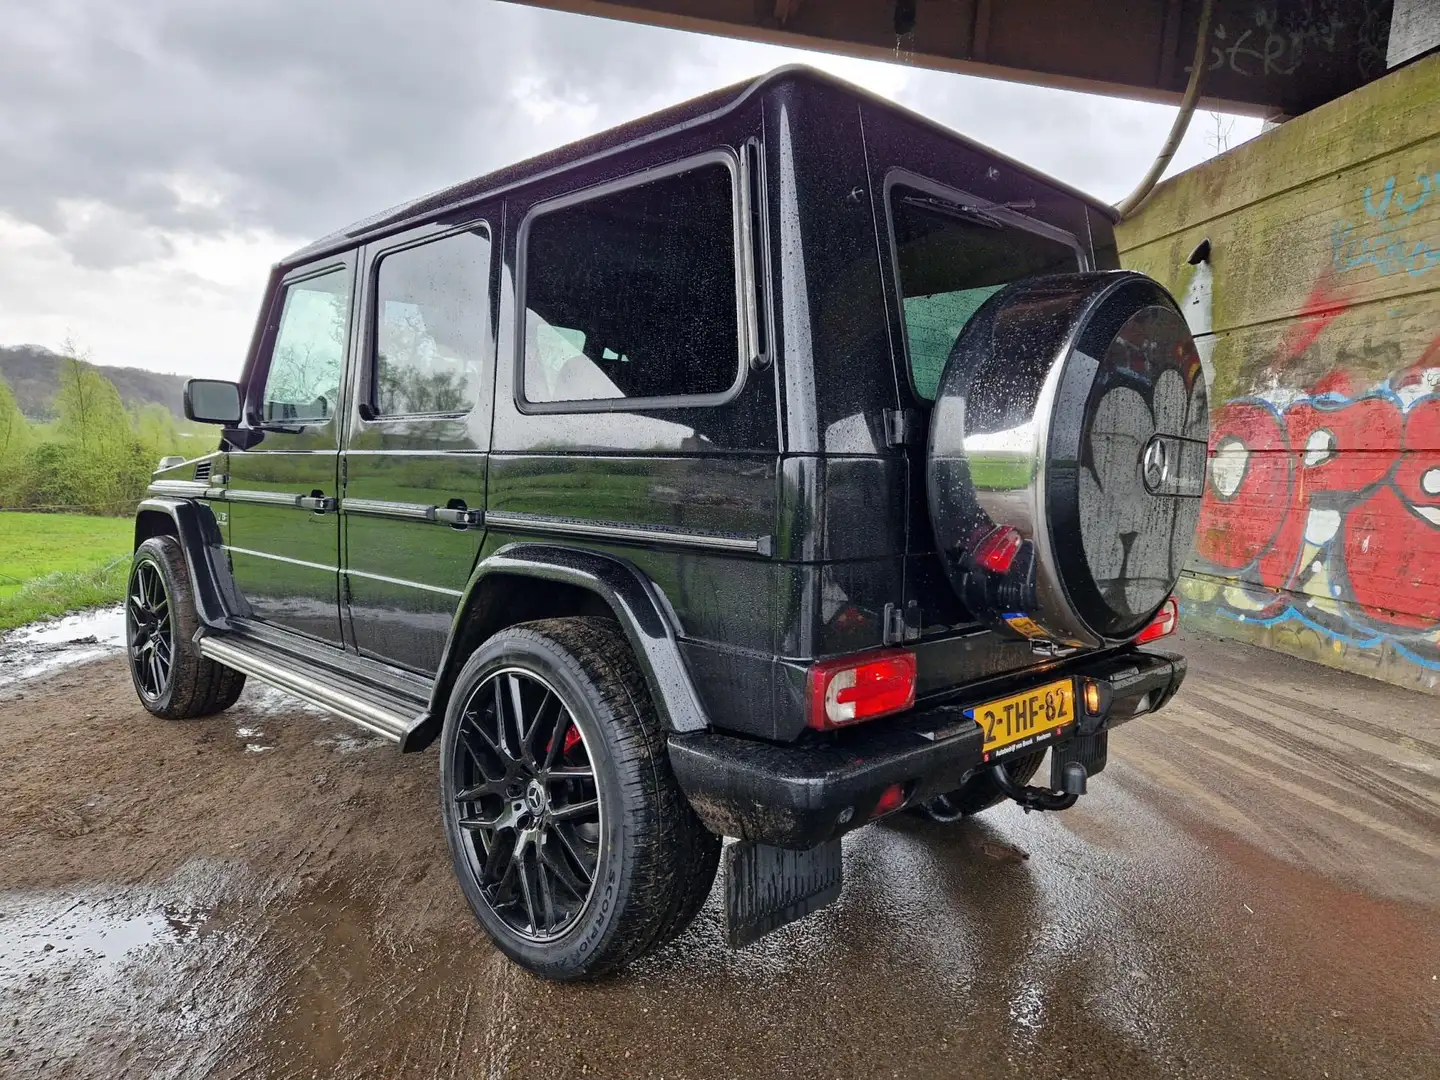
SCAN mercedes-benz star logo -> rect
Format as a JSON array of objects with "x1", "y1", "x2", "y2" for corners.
[{"x1": 1142, "y1": 436, "x2": 1171, "y2": 493}]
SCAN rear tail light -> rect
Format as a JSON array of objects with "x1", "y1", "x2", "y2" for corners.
[
  {"x1": 972, "y1": 525, "x2": 1024, "y2": 575},
  {"x1": 1136, "y1": 595, "x2": 1179, "y2": 644},
  {"x1": 807, "y1": 649, "x2": 917, "y2": 730}
]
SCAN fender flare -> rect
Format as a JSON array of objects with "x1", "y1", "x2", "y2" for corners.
[
  {"x1": 133, "y1": 498, "x2": 246, "y2": 628},
  {"x1": 404, "y1": 544, "x2": 710, "y2": 752}
]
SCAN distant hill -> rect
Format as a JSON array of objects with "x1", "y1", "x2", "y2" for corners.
[{"x1": 0, "y1": 344, "x2": 188, "y2": 420}]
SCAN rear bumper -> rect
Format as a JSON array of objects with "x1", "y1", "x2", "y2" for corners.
[{"x1": 669, "y1": 647, "x2": 1184, "y2": 848}]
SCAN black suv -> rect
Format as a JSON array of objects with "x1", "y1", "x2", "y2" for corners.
[{"x1": 131, "y1": 67, "x2": 1206, "y2": 980}]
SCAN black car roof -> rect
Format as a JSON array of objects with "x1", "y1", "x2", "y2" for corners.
[{"x1": 281, "y1": 65, "x2": 1118, "y2": 268}]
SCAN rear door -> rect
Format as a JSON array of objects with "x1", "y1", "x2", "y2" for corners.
[
  {"x1": 226, "y1": 257, "x2": 354, "y2": 645},
  {"x1": 340, "y1": 212, "x2": 497, "y2": 674}
]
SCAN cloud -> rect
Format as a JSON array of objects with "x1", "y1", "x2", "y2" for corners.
[{"x1": 0, "y1": 0, "x2": 1258, "y2": 376}]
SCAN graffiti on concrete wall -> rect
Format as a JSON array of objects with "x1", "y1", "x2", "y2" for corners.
[
  {"x1": 1332, "y1": 170, "x2": 1440, "y2": 277},
  {"x1": 1184, "y1": 328, "x2": 1440, "y2": 671},
  {"x1": 1197, "y1": 1, "x2": 1391, "y2": 81}
]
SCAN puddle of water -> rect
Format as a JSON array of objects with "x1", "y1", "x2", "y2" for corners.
[
  {"x1": 11, "y1": 606, "x2": 127, "y2": 647},
  {"x1": 0, "y1": 859, "x2": 271, "y2": 1078},
  {"x1": 0, "y1": 604, "x2": 126, "y2": 688},
  {"x1": 0, "y1": 891, "x2": 210, "y2": 991}
]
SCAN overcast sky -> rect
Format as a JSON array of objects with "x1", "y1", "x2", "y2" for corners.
[{"x1": 0, "y1": 0, "x2": 1259, "y2": 379}]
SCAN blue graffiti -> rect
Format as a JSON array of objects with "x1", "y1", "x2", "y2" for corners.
[
  {"x1": 1364, "y1": 173, "x2": 1436, "y2": 219},
  {"x1": 1333, "y1": 171, "x2": 1439, "y2": 278}
]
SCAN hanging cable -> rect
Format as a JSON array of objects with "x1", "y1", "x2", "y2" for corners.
[{"x1": 1115, "y1": 0, "x2": 1215, "y2": 219}]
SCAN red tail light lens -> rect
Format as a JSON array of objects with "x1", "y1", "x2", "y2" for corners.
[
  {"x1": 1136, "y1": 595, "x2": 1179, "y2": 644},
  {"x1": 972, "y1": 525, "x2": 1024, "y2": 574},
  {"x1": 807, "y1": 649, "x2": 917, "y2": 730},
  {"x1": 872, "y1": 783, "x2": 906, "y2": 817}
]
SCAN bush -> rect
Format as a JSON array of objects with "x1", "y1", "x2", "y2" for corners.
[{"x1": 0, "y1": 351, "x2": 195, "y2": 515}]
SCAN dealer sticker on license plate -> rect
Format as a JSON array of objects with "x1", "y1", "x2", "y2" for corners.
[{"x1": 967, "y1": 679, "x2": 1075, "y2": 762}]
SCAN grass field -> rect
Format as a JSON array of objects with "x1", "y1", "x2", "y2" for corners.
[{"x1": 0, "y1": 512, "x2": 133, "y2": 632}]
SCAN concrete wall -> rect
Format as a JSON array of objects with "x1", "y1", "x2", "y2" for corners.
[{"x1": 1118, "y1": 53, "x2": 1440, "y2": 694}]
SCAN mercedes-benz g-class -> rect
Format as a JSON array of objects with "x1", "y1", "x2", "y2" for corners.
[{"x1": 130, "y1": 66, "x2": 1205, "y2": 980}]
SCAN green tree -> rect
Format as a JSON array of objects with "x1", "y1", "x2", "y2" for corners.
[
  {"x1": 50, "y1": 344, "x2": 149, "y2": 514},
  {"x1": 132, "y1": 402, "x2": 182, "y2": 458},
  {"x1": 0, "y1": 374, "x2": 34, "y2": 505}
]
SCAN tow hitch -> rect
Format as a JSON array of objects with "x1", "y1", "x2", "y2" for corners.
[{"x1": 990, "y1": 759, "x2": 1086, "y2": 811}]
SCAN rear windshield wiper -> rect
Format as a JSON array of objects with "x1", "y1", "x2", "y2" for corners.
[{"x1": 901, "y1": 195, "x2": 1037, "y2": 230}]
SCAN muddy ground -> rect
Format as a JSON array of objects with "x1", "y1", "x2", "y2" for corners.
[{"x1": 1, "y1": 626, "x2": 1437, "y2": 1080}]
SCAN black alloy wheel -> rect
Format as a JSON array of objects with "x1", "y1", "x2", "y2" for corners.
[
  {"x1": 439, "y1": 617, "x2": 720, "y2": 980},
  {"x1": 127, "y1": 559, "x2": 174, "y2": 701},
  {"x1": 451, "y1": 667, "x2": 602, "y2": 942},
  {"x1": 126, "y1": 535, "x2": 246, "y2": 720}
]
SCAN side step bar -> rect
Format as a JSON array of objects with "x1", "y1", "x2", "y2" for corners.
[{"x1": 198, "y1": 636, "x2": 417, "y2": 743}]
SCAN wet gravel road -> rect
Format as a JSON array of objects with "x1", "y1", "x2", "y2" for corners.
[{"x1": 1, "y1": 626, "x2": 1437, "y2": 1080}]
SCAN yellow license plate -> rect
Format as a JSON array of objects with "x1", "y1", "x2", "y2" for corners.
[{"x1": 967, "y1": 679, "x2": 1075, "y2": 762}]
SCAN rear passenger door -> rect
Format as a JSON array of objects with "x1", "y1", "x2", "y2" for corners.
[{"x1": 340, "y1": 213, "x2": 497, "y2": 674}]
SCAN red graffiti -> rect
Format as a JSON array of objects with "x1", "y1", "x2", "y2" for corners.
[
  {"x1": 1276, "y1": 268, "x2": 1354, "y2": 364},
  {"x1": 1343, "y1": 398, "x2": 1440, "y2": 628},
  {"x1": 1195, "y1": 350, "x2": 1440, "y2": 646}
]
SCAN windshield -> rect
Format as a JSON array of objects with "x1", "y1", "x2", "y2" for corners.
[{"x1": 890, "y1": 189, "x2": 1081, "y2": 400}]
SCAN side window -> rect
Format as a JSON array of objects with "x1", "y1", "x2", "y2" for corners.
[
  {"x1": 373, "y1": 226, "x2": 491, "y2": 417},
  {"x1": 890, "y1": 187, "x2": 1080, "y2": 401},
  {"x1": 521, "y1": 160, "x2": 742, "y2": 407},
  {"x1": 261, "y1": 267, "x2": 352, "y2": 424}
]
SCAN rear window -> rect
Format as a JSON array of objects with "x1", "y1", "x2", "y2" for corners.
[
  {"x1": 890, "y1": 187, "x2": 1080, "y2": 400},
  {"x1": 520, "y1": 159, "x2": 743, "y2": 409}
]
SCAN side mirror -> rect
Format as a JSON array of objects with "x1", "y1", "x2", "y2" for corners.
[{"x1": 184, "y1": 379, "x2": 242, "y2": 425}]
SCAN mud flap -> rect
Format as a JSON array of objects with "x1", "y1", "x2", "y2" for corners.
[{"x1": 723, "y1": 838, "x2": 842, "y2": 948}]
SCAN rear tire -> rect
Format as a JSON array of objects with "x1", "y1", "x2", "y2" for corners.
[
  {"x1": 912, "y1": 751, "x2": 1046, "y2": 823},
  {"x1": 439, "y1": 617, "x2": 719, "y2": 980},
  {"x1": 126, "y1": 535, "x2": 246, "y2": 720}
]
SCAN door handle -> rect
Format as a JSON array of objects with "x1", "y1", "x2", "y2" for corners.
[
  {"x1": 298, "y1": 494, "x2": 338, "y2": 513},
  {"x1": 433, "y1": 505, "x2": 482, "y2": 527}
]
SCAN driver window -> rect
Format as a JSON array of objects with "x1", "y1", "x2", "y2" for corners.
[{"x1": 261, "y1": 267, "x2": 352, "y2": 423}]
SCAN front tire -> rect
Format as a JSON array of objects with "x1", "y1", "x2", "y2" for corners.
[
  {"x1": 126, "y1": 535, "x2": 246, "y2": 720},
  {"x1": 439, "y1": 617, "x2": 719, "y2": 980}
]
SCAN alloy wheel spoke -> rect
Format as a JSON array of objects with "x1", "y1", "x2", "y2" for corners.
[
  {"x1": 550, "y1": 798, "x2": 599, "y2": 823},
  {"x1": 520, "y1": 689, "x2": 556, "y2": 768},
  {"x1": 456, "y1": 811, "x2": 501, "y2": 832},
  {"x1": 453, "y1": 777, "x2": 505, "y2": 804},
  {"x1": 482, "y1": 830, "x2": 518, "y2": 889},
  {"x1": 544, "y1": 826, "x2": 593, "y2": 895},
  {"x1": 544, "y1": 766, "x2": 594, "y2": 781},
  {"x1": 457, "y1": 719, "x2": 504, "y2": 778},
  {"x1": 542, "y1": 701, "x2": 571, "y2": 771},
  {"x1": 513, "y1": 836, "x2": 539, "y2": 933},
  {"x1": 507, "y1": 675, "x2": 530, "y2": 761},
  {"x1": 491, "y1": 678, "x2": 516, "y2": 760},
  {"x1": 535, "y1": 848, "x2": 557, "y2": 930}
]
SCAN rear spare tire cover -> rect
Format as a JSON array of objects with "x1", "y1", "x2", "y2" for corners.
[{"x1": 927, "y1": 271, "x2": 1207, "y2": 647}]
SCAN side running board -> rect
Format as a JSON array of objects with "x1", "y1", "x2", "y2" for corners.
[{"x1": 198, "y1": 636, "x2": 418, "y2": 743}]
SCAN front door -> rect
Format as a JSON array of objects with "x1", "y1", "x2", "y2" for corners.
[
  {"x1": 340, "y1": 215, "x2": 496, "y2": 673},
  {"x1": 226, "y1": 256, "x2": 355, "y2": 645}
]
